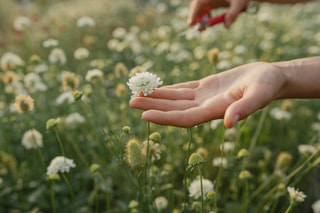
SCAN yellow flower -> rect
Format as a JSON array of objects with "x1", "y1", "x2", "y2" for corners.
[
  {"x1": 61, "y1": 71, "x2": 80, "y2": 91},
  {"x1": 15, "y1": 95, "x2": 34, "y2": 113},
  {"x1": 208, "y1": 48, "x2": 220, "y2": 64},
  {"x1": 2, "y1": 71, "x2": 18, "y2": 85}
]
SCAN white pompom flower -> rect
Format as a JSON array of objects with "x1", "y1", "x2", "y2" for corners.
[
  {"x1": 127, "y1": 71, "x2": 163, "y2": 98},
  {"x1": 47, "y1": 156, "x2": 76, "y2": 175}
]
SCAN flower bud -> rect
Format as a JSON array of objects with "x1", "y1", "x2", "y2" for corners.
[
  {"x1": 46, "y1": 118, "x2": 59, "y2": 130},
  {"x1": 90, "y1": 164, "x2": 100, "y2": 174},
  {"x1": 188, "y1": 153, "x2": 205, "y2": 166},
  {"x1": 237, "y1": 149, "x2": 249, "y2": 158},
  {"x1": 149, "y1": 132, "x2": 161, "y2": 143},
  {"x1": 72, "y1": 89, "x2": 83, "y2": 101},
  {"x1": 122, "y1": 126, "x2": 130, "y2": 134},
  {"x1": 125, "y1": 139, "x2": 144, "y2": 168},
  {"x1": 239, "y1": 170, "x2": 252, "y2": 180},
  {"x1": 206, "y1": 190, "x2": 216, "y2": 200},
  {"x1": 275, "y1": 152, "x2": 292, "y2": 172},
  {"x1": 47, "y1": 173, "x2": 60, "y2": 182}
]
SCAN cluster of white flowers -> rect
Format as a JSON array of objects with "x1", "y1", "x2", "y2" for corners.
[
  {"x1": 65, "y1": 112, "x2": 86, "y2": 126},
  {"x1": 85, "y1": 69, "x2": 104, "y2": 82},
  {"x1": 312, "y1": 199, "x2": 320, "y2": 213},
  {"x1": 21, "y1": 129, "x2": 43, "y2": 149},
  {"x1": 220, "y1": 142, "x2": 235, "y2": 153},
  {"x1": 154, "y1": 196, "x2": 168, "y2": 211},
  {"x1": 287, "y1": 186, "x2": 306, "y2": 203},
  {"x1": 23, "y1": 73, "x2": 48, "y2": 93},
  {"x1": 298, "y1": 144, "x2": 316, "y2": 155},
  {"x1": 49, "y1": 48, "x2": 66, "y2": 65},
  {"x1": 270, "y1": 107, "x2": 292, "y2": 120},
  {"x1": 77, "y1": 16, "x2": 96, "y2": 28},
  {"x1": 13, "y1": 16, "x2": 31, "y2": 31},
  {"x1": 212, "y1": 157, "x2": 227, "y2": 168},
  {"x1": 47, "y1": 156, "x2": 76, "y2": 175},
  {"x1": 127, "y1": 71, "x2": 163, "y2": 98},
  {"x1": 0, "y1": 52, "x2": 24, "y2": 70},
  {"x1": 43, "y1": 39, "x2": 59, "y2": 48},
  {"x1": 74, "y1": 47, "x2": 89, "y2": 60},
  {"x1": 188, "y1": 178, "x2": 214, "y2": 200}
]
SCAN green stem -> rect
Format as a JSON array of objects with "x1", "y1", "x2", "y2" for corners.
[
  {"x1": 198, "y1": 166, "x2": 204, "y2": 213},
  {"x1": 54, "y1": 129, "x2": 65, "y2": 157},
  {"x1": 50, "y1": 181, "x2": 56, "y2": 213},
  {"x1": 284, "y1": 202, "x2": 295, "y2": 213},
  {"x1": 184, "y1": 128, "x2": 193, "y2": 206},
  {"x1": 62, "y1": 173, "x2": 77, "y2": 211},
  {"x1": 249, "y1": 108, "x2": 268, "y2": 153},
  {"x1": 215, "y1": 125, "x2": 225, "y2": 210}
]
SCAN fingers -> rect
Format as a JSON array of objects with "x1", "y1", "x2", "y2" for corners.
[
  {"x1": 148, "y1": 87, "x2": 196, "y2": 100},
  {"x1": 129, "y1": 97, "x2": 198, "y2": 111},
  {"x1": 225, "y1": 0, "x2": 249, "y2": 28}
]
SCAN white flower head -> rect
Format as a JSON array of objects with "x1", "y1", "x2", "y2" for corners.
[
  {"x1": 154, "y1": 196, "x2": 168, "y2": 211},
  {"x1": 188, "y1": 178, "x2": 214, "y2": 200},
  {"x1": 65, "y1": 112, "x2": 86, "y2": 126},
  {"x1": 77, "y1": 16, "x2": 96, "y2": 28},
  {"x1": 49, "y1": 48, "x2": 66, "y2": 65},
  {"x1": 287, "y1": 186, "x2": 306, "y2": 203},
  {"x1": 298, "y1": 144, "x2": 316, "y2": 155},
  {"x1": 312, "y1": 199, "x2": 320, "y2": 213},
  {"x1": 74, "y1": 47, "x2": 89, "y2": 60},
  {"x1": 47, "y1": 156, "x2": 76, "y2": 175},
  {"x1": 212, "y1": 157, "x2": 227, "y2": 168},
  {"x1": 43, "y1": 39, "x2": 59, "y2": 48},
  {"x1": 13, "y1": 16, "x2": 31, "y2": 31},
  {"x1": 270, "y1": 107, "x2": 292, "y2": 120},
  {"x1": 1, "y1": 52, "x2": 24, "y2": 70},
  {"x1": 85, "y1": 69, "x2": 104, "y2": 82},
  {"x1": 127, "y1": 71, "x2": 163, "y2": 98},
  {"x1": 22, "y1": 129, "x2": 43, "y2": 149}
]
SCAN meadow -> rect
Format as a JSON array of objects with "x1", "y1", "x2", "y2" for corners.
[{"x1": 1, "y1": 0, "x2": 320, "y2": 212}]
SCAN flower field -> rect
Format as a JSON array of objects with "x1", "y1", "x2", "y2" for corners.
[{"x1": 1, "y1": 0, "x2": 320, "y2": 212}]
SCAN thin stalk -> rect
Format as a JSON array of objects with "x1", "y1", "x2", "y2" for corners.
[
  {"x1": 249, "y1": 108, "x2": 268, "y2": 153},
  {"x1": 50, "y1": 181, "x2": 56, "y2": 213},
  {"x1": 284, "y1": 203, "x2": 295, "y2": 213},
  {"x1": 198, "y1": 165, "x2": 204, "y2": 213},
  {"x1": 215, "y1": 125, "x2": 225, "y2": 210},
  {"x1": 62, "y1": 173, "x2": 77, "y2": 211},
  {"x1": 184, "y1": 128, "x2": 193, "y2": 206},
  {"x1": 54, "y1": 129, "x2": 65, "y2": 157}
]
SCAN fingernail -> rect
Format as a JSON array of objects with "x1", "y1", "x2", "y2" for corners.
[{"x1": 231, "y1": 114, "x2": 240, "y2": 127}]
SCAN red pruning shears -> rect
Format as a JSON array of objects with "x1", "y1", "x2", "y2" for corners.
[{"x1": 179, "y1": 2, "x2": 259, "y2": 36}]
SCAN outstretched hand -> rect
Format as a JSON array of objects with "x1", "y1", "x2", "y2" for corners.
[{"x1": 130, "y1": 62, "x2": 286, "y2": 128}]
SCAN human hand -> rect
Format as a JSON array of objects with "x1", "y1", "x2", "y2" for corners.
[
  {"x1": 188, "y1": 0, "x2": 251, "y2": 28},
  {"x1": 129, "y1": 62, "x2": 286, "y2": 128}
]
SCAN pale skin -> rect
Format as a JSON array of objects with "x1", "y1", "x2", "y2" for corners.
[{"x1": 129, "y1": 0, "x2": 319, "y2": 129}]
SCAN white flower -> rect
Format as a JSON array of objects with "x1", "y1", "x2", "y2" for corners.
[
  {"x1": 298, "y1": 144, "x2": 316, "y2": 155},
  {"x1": 56, "y1": 92, "x2": 74, "y2": 105},
  {"x1": 34, "y1": 64, "x2": 49, "y2": 73},
  {"x1": 74, "y1": 48, "x2": 89, "y2": 60},
  {"x1": 188, "y1": 178, "x2": 214, "y2": 200},
  {"x1": 212, "y1": 157, "x2": 227, "y2": 168},
  {"x1": 49, "y1": 48, "x2": 66, "y2": 65},
  {"x1": 220, "y1": 142, "x2": 234, "y2": 153},
  {"x1": 287, "y1": 187, "x2": 306, "y2": 203},
  {"x1": 43, "y1": 39, "x2": 59, "y2": 48},
  {"x1": 112, "y1": 27, "x2": 127, "y2": 39},
  {"x1": 270, "y1": 107, "x2": 292, "y2": 120},
  {"x1": 154, "y1": 196, "x2": 168, "y2": 211},
  {"x1": 311, "y1": 122, "x2": 320, "y2": 132},
  {"x1": 85, "y1": 69, "x2": 104, "y2": 82},
  {"x1": 13, "y1": 16, "x2": 31, "y2": 31},
  {"x1": 127, "y1": 71, "x2": 163, "y2": 97},
  {"x1": 142, "y1": 140, "x2": 161, "y2": 161},
  {"x1": 22, "y1": 129, "x2": 43, "y2": 149},
  {"x1": 24, "y1": 73, "x2": 47, "y2": 92},
  {"x1": 77, "y1": 16, "x2": 96, "y2": 28},
  {"x1": 65, "y1": 112, "x2": 86, "y2": 126},
  {"x1": 312, "y1": 199, "x2": 320, "y2": 213},
  {"x1": 1, "y1": 52, "x2": 24, "y2": 70},
  {"x1": 210, "y1": 119, "x2": 223, "y2": 130},
  {"x1": 47, "y1": 156, "x2": 76, "y2": 175}
]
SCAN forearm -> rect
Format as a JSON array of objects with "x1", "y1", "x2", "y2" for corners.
[{"x1": 274, "y1": 57, "x2": 320, "y2": 99}]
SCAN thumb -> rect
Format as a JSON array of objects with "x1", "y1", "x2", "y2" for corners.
[
  {"x1": 224, "y1": 0, "x2": 248, "y2": 28},
  {"x1": 224, "y1": 89, "x2": 270, "y2": 128}
]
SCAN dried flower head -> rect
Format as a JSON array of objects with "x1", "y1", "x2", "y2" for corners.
[
  {"x1": 61, "y1": 71, "x2": 80, "y2": 91},
  {"x1": 15, "y1": 95, "x2": 34, "y2": 113},
  {"x1": 275, "y1": 151, "x2": 292, "y2": 171},
  {"x1": 127, "y1": 71, "x2": 163, "y2": 98},
  {"x1": 114, "y1": 62, "x2": 129, "y2": 78},
  {"x1": 142, "y1": 140, "x2": 161, "y2": 162},
  {"x1": 154, "y1": 196, "x2": 168, "y2": 211},
  {"x1": 47, "y1": 156, "x2": 76, "y2": 175},
  {"x1": 2, "y1": 71, "x2": 18, "y2": 85},
  {"x1": 85, "y1": 69, "x2": 104, "y2": 83},
  {"x1": 208, "y1": 48, "x2": 220, "y2": 64}
]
